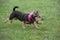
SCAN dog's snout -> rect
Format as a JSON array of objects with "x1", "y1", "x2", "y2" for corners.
[{"x1": 42, "y1": 18, "x2": 44, "y2": 21}]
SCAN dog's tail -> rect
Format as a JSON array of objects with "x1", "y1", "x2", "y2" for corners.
[{"x1": 13, "y1": 6, "x2": 19, "y2": 11}]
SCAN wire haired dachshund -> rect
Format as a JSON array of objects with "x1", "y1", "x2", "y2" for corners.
[{"x1": 5, "y1": 6, "x2": 43, "y2": 29}]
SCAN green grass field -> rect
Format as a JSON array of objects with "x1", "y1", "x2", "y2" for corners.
[{"x1": 0, "y1": 0, "x2": 60, "y2": 40}]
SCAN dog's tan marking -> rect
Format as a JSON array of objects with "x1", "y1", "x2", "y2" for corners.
[{"x1": 22, "y1": 22, "x2": 25, "y2": 30}]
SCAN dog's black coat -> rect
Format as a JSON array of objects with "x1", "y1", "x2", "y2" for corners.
[{"x1": 9, "y1": 6, "x2": 36, "y2": 24}]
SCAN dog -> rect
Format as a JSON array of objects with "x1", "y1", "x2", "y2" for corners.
[{"x1": 5, "y1": 6, "x2": 43, "y2": 29}]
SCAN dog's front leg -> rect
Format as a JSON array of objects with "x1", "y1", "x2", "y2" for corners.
[
  {"x1": 33, "y1": 22, "x2": 39, "y2": 29},
  {"x1": 22, "y1": 21, "x2": 25, "y2": 30}
]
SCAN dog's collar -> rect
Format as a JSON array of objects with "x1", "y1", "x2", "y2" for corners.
[{"x1": 28, "y1": 12, "x2": 33, "y2": 24}]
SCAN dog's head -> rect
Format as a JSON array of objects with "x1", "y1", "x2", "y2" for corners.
[{"x1": 32, "y1": 11, "x2": 43, "y2": 21}]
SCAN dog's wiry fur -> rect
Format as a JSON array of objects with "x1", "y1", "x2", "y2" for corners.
[{"x1": 5, "y1": 6, "x2": 43, "y2": 29}]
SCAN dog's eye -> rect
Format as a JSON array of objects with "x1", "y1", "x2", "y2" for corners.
[{"x1": 38, "y1": 16, "x2": 41, "y2": 18}]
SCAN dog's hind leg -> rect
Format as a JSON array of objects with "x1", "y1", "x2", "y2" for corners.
[
  {"x1": 4, "y1": 18, "x2": 9, "y2": 23},
  {"x1": 4, "y1": 18, "x2": 12, "y2": 23}
]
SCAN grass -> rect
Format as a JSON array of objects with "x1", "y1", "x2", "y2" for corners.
[{"x1": 0, "y1": 0, "x2": 60, "y2": 40}]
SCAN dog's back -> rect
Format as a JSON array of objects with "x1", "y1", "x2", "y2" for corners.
[{"x1": 9, "y1": 6, "x2": 28, "y2": 21}]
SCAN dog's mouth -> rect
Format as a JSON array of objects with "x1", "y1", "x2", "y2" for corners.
[{"x1": 35, "y1": 16, "x2": 43, "y2": 21}]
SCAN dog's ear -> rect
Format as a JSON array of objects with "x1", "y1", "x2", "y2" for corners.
[{"x1": 33, "y1": 11, "x2": 39, "y2": 16}]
